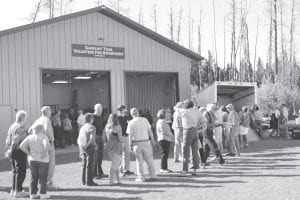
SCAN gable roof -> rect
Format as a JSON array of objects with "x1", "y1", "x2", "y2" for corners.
[{"x1": 0, "y1": 5, "x2": 203, "y2": 61}]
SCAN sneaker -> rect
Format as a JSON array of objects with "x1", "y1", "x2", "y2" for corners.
[
  {"x1": 30, "y1": 194, "x2": 39, "y2": 199},
  {"x1": 14, "y1": 191, "x2": 29, "y2": 198},
  {"x1": 160, "y1": 169, "x2": 171, "y2": 173},
  {"x1": 9, "y1": 190, "x2": 15, "y2": 196},
  {"x1": 87, "y1": 182, "x2": 98, "y2": 186},
  {"x1": 40, "y1": 194, "x2": 51, "y2": 199},
  {"x1": 220, "y1": 159, "x2": 226, "y2": 165},
  {"x1": 124, "y1": 171, "x2": 134, "y2": 176},
  {"x1": 148, "y1": 177, "x2": 157, "y2": 181},
  {"x1": 95, "y1": 174, "x2": 109, "y2": 179},
  {"x1": 191, "y1": 169, "x2": 197, "y2": 176},
  {"x1": 135, "y1": 177, "x2": 145, "y2": 182},
  {"x1": 174, "y1": 159, "x2": 181, "y2": 163},
  {"x1": 182, "y1": 170, "x2": 188, "y2": 174},
  {"x1": 226, "y1": 153, "x2": 236, "y2": 157},
  {"x1": 109, "y1": 181, "x2": 116, "y2": 186},
  {"x1": 47, "y1": 184, "x2": 59, "y2": 191}
]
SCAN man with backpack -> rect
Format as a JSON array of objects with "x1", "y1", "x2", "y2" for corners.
[{"x1": 226, "y1": 104, "x2": 241, "y2": 156}]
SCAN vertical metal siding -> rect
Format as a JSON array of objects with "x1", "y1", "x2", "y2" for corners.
[{"x1": 0, "y1": 11, "x2": 192, "y2": 126}]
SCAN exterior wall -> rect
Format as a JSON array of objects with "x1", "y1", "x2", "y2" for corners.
[
  {"x1": 233, "y1": 88, "x2": 255, "y2": 111},
  {"x1": 43, "y1": 78, "x2": 110, "y2": 111},
  {"x1": 125, "y1": 73, "x2": 178, "y2": 117},
  {"x1": 0, "y1": 11, "x2": 191, "y2": 126},
  {"x1": 197, "y1": 83, "x2": 217, "y2": 106}
]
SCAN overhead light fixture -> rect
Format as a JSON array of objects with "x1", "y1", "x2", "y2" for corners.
[
  {"x1": 51, "y1": 80, "x2": 69, "y2": 84},
  {"x1": 44, "y1": 73, "x2": 51, "y2": 77},
  {"x1": 74, "y1": 76, "x2": 91, "y2": 80}
]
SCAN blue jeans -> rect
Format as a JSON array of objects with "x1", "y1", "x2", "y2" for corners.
[
  {"x1": 182, "y1": 128, "x2": 200, "y2": 171},
  {"x1": 30, "y1": 161, "x2": 49, "y2": 195},
  {"x1": 82, "y1": 145, "x2": 95, "y2": 185},
  {"x1": 11, "y1": 149, "x2": 27, "y2": 192},
  {"x1": 94, "y1": 136, "x2": 105, "y2": 176}
]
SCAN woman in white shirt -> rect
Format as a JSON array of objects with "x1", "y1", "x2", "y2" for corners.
[{"x1": 156, "y1": 109, "x2": 175, "y2": 173}]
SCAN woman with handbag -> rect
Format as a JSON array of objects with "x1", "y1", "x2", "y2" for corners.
[{"x1": 5, "y1": 110, "x2": 29, "y2": 198}]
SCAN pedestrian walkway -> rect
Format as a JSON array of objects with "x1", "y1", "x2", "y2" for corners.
[{"x1": 0, "y1": 139, "x2": 299, "y2": 200}]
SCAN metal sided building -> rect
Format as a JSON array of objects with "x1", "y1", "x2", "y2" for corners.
[{"x1": 0, "y1": 6, "x2": 202, "y2": 156}]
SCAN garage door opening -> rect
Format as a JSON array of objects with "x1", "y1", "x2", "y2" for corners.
[
  {"x1": 125, "y1": 72, "x2": 179, "y2": 117},
  {"x1": 42, "y1": 69, "x2": 111, "y2": 115}
]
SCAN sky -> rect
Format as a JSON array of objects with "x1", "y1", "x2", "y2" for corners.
[{"x1": 0, "y1": 0, "x2": 299, "y2": 67}]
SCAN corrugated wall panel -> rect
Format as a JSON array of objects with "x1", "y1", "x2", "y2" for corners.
[
  {"x1": 34, "y1": 27, "x2": 42, "y2": 118},
  {"x1": 76, "y1": 17, "x2": 83, "y2": 69},
  {"x1": 8, "y1": 34, "x2": 17, "y2": 113},
  {"x1": 53, "y1": 22, "x2": 60, "y2": 68},
  {"x1": 47, "y1": 24, "x2": 54, "y2": 68},
  {"x1": 0, "y1": 11, "x2": 193, "y2": 125},
  {"x1": 1, "y1": 36, "x2": 10, "y2": 105},
  {"x1": 15, "y1": 32, "x2": 24, "y2": 110},
  {"x1": 64, "y1": 20, "x2": 72, "y2": 68},
  {"x1": 40, "y1": 26, "x2": 48, "y2": 68},
  {"x1": 0, "y1": 37, "x2": 3, "y2": 104},
  {"x1": 28, "y1": 28, "x2": 37, "y2": 124},
  {"x1": 21, "y1": 31, "x2": 31, "y2": 119}
]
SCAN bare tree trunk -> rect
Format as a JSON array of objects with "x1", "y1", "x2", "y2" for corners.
[
  {"x1": 267, "y1": 0, "x2": 273, "y2": 81},
  {"x1": 279, "y1": 0, "x2": 284, "y2": 77},
  {"x1": 60, "y1": 0, "x2": 63, "y2": 15},
  {"x1": 198, "y1": 1, "x2": 203, "y2": 55},
  {"x1": 213, "y1": 0, "x2": 218, "y2": 66},
  {"x1": 289, "y1": 0, "x2": 295, "y2": 88},
  {"x1": 230, "y1": 0, "x2": 237, "y2": 81},
  {"x1": 29, "y1": 0, "x2": 42, "y2": 22},
  {"x1": 223, "y1": 16, "x2": 226, "y2": 70},
  {"x1": 138, "y1": 2, "x2": 144, "y2": 25},
  {"x1": 253, "y1": 19, "x2": 259, "y2": 82},
  {"x1": 191, "y1": 19, "x2": 194, "y2": 51},
  {"x1": 289, "y1": 0, "x2": 295, "y2": 64},
  {"x1": 188, "y1": 0, "x2": 191, "y2": 50},
  {"x1": 176, "y1": 7, "x2": 183, "y2": 44},
  {"x1": 151, "y1": 3, "x2": 158, "y2": 32},
  {"x1": 169, "y1": 4, "x2": 175, "y2": 41},
  {"x1": 274, "y1": 0, "x2": 278, "y2": 76}
]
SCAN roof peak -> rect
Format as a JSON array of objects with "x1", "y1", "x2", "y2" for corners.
[{"x1": 0, "y1": 5, "x2": 203, "y2": 61}]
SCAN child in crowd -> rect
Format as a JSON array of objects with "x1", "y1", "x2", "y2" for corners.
[
  {"x1": 20, "y1": 124, "x2": 50, "y2": 199},
  {"x1": 62, "y1": 113, "x2": 74, "y2": 146},
  {"x1": 77, "y1": 113, "x2": 98, "y2": 186},
  {"x1": 156, "y1": 109, "x2": 175, "y2": 173},
  {"x1": 105, "y1": 114, "x2": 123, "y2": 185}
]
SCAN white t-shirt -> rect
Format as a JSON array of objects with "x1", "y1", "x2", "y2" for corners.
[
  {"x1": 126, "y1": 117, "x2": 151, "y2": 141},
  {"x1": 77, "y1": 114, "x2": 85, "y2": 126},
  {"x1": 20, "y1": 133, "x2": 50, "y2": 163},
  {"x1": 77, "y1": 123, "x2": 96, "y2": 149},
  {"x1": 179, "y1": 108, "x2": 206, "y2": 129},
  {"x1": 30, "y1": 116, "x2": 54, "y2": 143}
]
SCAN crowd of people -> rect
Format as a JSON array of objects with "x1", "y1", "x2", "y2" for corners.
[{"x1": 5, "y1": 99, "x2": 288, "y2": 199}]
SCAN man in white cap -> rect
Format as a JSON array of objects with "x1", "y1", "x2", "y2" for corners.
[
  {"x1": 127, "y1": 108, "x2": 156, "y2": 182},
  {"x1": 203, "y1": 103, "x2": 225, "y2": 165},
  {"x1": 226, "y1": 104, "x2": 241, "y2": 156},
  {"x1": 172, "y1": 102, "x2": 183, "y2": 162},
  {"x1": 30, "y1": 106, "x2": 58, "y2": 190}
]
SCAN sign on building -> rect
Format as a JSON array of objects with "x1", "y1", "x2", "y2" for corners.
[{"x1": 72, "y1": 44, "x2": 125, "y2": 59}]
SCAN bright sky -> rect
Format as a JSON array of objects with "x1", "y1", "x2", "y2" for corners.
[{"x1": 0, "y1": 0, "x2": 299, "y2": 67}]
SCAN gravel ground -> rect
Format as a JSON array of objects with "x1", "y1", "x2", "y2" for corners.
[{"x1": 0, "y1": 138, "x2": 300, "y2": 200}]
